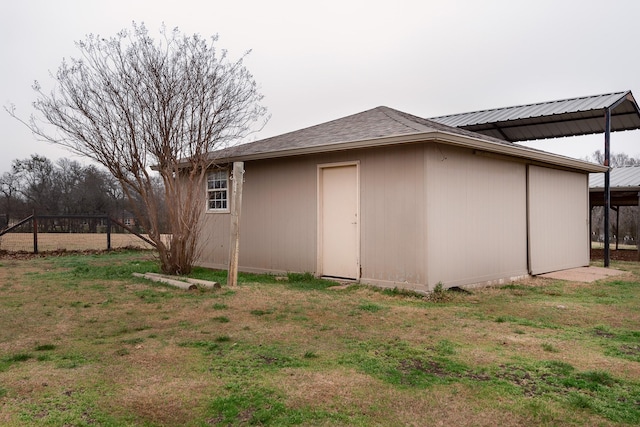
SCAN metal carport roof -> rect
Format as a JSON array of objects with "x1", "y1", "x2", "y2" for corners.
[
  {"x1": 590, "y1": 166, "x2": 640, "y2": 207},
  {"x1": 590, "y1": 166, "x2": 640, "y2": 190},
  {"x1": 430, "y1": 91, "x2": 640, "y2": 142},
  {"x1": 589, "y1": 166, "x2": 640, "y2": 259}
]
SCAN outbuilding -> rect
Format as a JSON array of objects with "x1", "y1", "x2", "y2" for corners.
[{"x1": 196, "y1": 106, "x2": 607, "y2": 292}]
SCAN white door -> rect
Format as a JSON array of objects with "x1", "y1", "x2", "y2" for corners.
[{"x1": 318, "y1": 163, "x2": 359, "y2": 279}]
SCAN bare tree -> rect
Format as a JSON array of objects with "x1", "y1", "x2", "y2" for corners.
[
  {"x1": 587, "y1": 150, "x2": 640, "y2": 248},
  {"x1": 0, "y1": 171, "x2": 24, "y2": 227},
  {"x1": 11, "y1": 154, "x2": 60, "y2": 214},
  {"x1": 3, "y1": 154, "x2": 125, "y2": 220},
  {"x1": 9, "y1": 23, "x2": 267, "y2": 274},
  {"x1": 585, "y1": 150, "x2": 640, "y2": 167}
]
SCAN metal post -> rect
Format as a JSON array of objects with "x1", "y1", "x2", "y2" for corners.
[
  {"x1": 637, "y1": 192, "x2": 640, "y2": 261},
  {"x1": 604, "y1": 108, "x2": 611, "y2": 267},
  {"x1": 106, "y1": 216, "x2": 112, "y2": 251},
  {"x1": 32, "y1": 211, "x2": 38, "y2": 254},
  {"x1": 589, "y1": 205, "x2": 593, "y2": 251},
  {"x1": 615, "y1": 206, "x2": 620, "y2": 250}
]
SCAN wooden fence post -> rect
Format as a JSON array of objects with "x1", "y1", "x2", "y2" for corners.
[{"x1": 227, "y1": 162, "x2": 245, "y2": 287}]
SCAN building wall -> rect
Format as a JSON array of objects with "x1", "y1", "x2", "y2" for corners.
[
  {"x1": 424, "y1": 145, "x2": 529, "y2": 289},
  {"x1": 528, "y1": 165, "x2": 589, "y2": 274},
  {"x1": 197, "y1": 155, "x2": 318, "y2": 273},
  {"x1": 358, "y1": 144, "x2": 428, "y2": 288},
  {"x1": 196, "y1": 141, "x2": 588, "y2": 291},
  {"x1": 196, "y1": 144, "x2": 429, "y2": 283}
]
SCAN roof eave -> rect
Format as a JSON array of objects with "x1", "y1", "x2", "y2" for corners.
[{"x1": 212, "y1": 131, "x2": 608, "y2": 173}]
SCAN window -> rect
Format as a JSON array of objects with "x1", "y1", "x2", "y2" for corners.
[{"x1": 207, "y1": 170, "x2": 228, "y2": 211}]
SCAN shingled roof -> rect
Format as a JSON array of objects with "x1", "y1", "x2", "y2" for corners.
[
  {"x1": 207, "y1": 106, "x2": 607, "y2": 173},
  {"x1": 212, "y1": 106, "x2": 511, "y2": 159}
]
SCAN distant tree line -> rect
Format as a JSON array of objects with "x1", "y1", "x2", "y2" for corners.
[
  {"x1": 0, "y1": 154, "x2": 167, "y2": 231},
  {"x1": 586, "y1": 150, "x2": 640, "y2": 247}
]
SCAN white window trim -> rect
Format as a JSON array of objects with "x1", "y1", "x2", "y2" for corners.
[{"x1": 206, "y1": 169, "x2": 230, "y2": 213}]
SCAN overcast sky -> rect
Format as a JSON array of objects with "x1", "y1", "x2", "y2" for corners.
[{"x1": 2, "y1": 0, "x2": 640, "y2": 173}]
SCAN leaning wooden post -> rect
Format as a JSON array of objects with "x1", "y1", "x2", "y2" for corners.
[{"x1": 227, "y1": 162, "x2": 245, "y2": 287}]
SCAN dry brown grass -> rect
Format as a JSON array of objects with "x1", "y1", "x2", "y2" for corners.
[
  {"x1": 0, "y1": 232, "x2": 170, "y2": 252},
  {"x1": 0, "y1": 253, "x2": 638, "y2": 426}
]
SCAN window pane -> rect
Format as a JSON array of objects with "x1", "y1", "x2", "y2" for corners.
[{"x1": 207, "y1": 170, "x2": 228, "y2": 210}]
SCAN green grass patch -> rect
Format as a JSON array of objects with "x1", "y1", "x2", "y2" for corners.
[
  {"x1": 207, "y1": 385, "x2": 354, "y2": 426},
  {"x1": 381, "y1": 287, "x2": 426, "y2": 299},
  {"x1": 592, "y1": 325, "x2": 640, "y2": 362},
  {"x1": 250, "y1": 308, "x2": 274, "y2": 316},
  {"x1": 2, "y1": 252, "x2": 640, "y2": 425},
  {"x1": 134, "y1": 289, "x2": 175, "y2": 303},
  {"x1": 4, "y1": 353, "x2": 33, "y2": 363},
  {"x1": 340, "y1": 339, "x2": 470, "y2": 388},
  {"x1": 120, "y1": 337, "x2": 144, "y2": 345},
  {"x1": 284, "y1": 272, "x2": 337, "y2": 290},
  {"x1": 35, "y1": 344, "x2": 57, "y2": 351},
  {"x1": 179, "y1": 340, "x2": 223, "y2": 353},
  {"x1": 493, "y1": 315, "x2": 559, "y2": 329},
  {"x1": 541, "y1": 343, "x2": 560, "y2": 353},
  {"x1": 357, "y1": 302, "x2": 384, "y2": 313},
  {"x1": 0, "y1": 353, "x2": 33, "y2": 371}
]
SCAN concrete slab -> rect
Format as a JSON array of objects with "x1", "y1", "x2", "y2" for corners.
[{"x1": 538, "y1": 266, "x2": 629, "y2": 283}]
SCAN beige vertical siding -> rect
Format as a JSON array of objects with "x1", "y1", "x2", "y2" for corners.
[
  {"x1": 528, "y1": 165, "x2": 589, "y2": 275},
  {"x1": 358, "y1": 144, "x2": 428, "y2": 288},
  {"x1": 196, "y1": 156, "x2": 319, "y2": 273},
  {"x1": 196, "y1": 146, "x2": 430, "y2": 284},
  {"x1": 235, "y1": 156, "x2": 318, "y2": 273},
  {"x1": 197, "y1": 142, "x2": 576, "y2": 291},
  {"x1": 425, "y1": 146, "x2": 528, "y2": 289},
  {"x1": 197, "y1": 210, "x2": 231, "y2": 270}
]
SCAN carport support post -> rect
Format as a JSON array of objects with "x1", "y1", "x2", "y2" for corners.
[
  {"x1": 227, "y1": 162, "x2": 245, "y2": 287},
  {"x1": 637, "y1": 192, "x2": 640, "y2": 261},
  {"x1": 604, "y1": 108, "x2": 611, "y2": 267}
]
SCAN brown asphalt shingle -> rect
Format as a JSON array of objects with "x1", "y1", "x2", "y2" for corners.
[{"x1": 210, "y1": 106, "x2": 514, "y2": 161}]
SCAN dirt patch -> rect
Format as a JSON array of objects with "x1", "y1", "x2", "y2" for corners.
[
  {"x1": 592, "y1": 329, "x2": 616, "y2": 339},
  {"x1": 538, "y1": 266, "x2": 628, "y2": 283},
  {"x1": 618, "y1": 344, "x2": 640, "y2": 356},
  {"x1": 280, "y1": 368, "x2": 378, "y2": 410}
]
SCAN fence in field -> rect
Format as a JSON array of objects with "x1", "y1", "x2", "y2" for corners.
[{"x1": 0, "y1": 214, "x2": 160, "y2": 253}]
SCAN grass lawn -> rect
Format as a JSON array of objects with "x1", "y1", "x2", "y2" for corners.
[{"x1": 0, "y1": 250, "x2": 639, "y2": 426}]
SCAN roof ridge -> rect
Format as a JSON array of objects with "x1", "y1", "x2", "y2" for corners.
[
  {"x1": 391, "y1": 107, "x2": 515, "y2": 145},
  {"x1": 376, "y1": 106, "x2": 430, "y2": 133}
]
